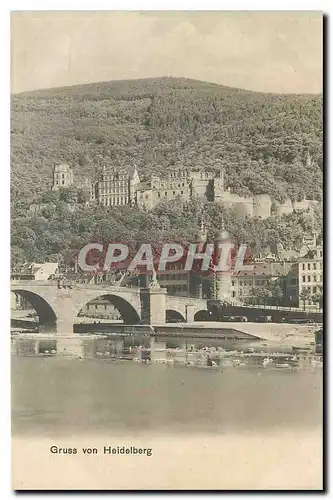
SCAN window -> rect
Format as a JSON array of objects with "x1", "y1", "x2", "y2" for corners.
[
  {"x1": 158, "y1": 192, "x2": 160, "y2": 198},
  {"x1": 232, "y1": 280, "x2": 235, "y2": 286},
  {"x1": 180, "y1": 190, "x2": 183, "y2": 195},
  {"x1": 313, "y1": 275, "x2": 317, "y2": 282},
  {"x1": 313, "y1": 263, "x2": 317, "y2": 270},
  {"x1": 239, "y1": 280, "x2": 243, "y2": 286},
  {"x1": 313, "y1": 286, "x2": 317, "y2": 294},
  {"x1": 104, "y1": 305, "x2": 107, "y2": 310},
  {"x1": 165, "y1": 192, "x2": 167, "y2": 197},
  {"x1": 308, "y1": 263, "x2": 311, "y2": 270},
  {"x1": 320, "y1": 251, "x2": 323, "y2": 257},
  {"x1": 307, "y1": 275, "x2": 311, "y2": 282},
  {"x1": 95, "y1": 305, "x2": 98, "y2": 310},
  {"x1": 173, "y1": 191, "x2": 175, "y2": 195},
  {"x1": 302, "y1": 264, "x2": 305, "y2": 270},
  {"x1": 232, "y1": 291, "x2": 236, "y2": 297},
  {"x1": 302, "y1": 276, "x2": 306, "y2": 282}
]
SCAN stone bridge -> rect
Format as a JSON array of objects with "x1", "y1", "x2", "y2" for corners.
[{"x1": 11, "y1": 281, "x2": 208, "y2": 335}]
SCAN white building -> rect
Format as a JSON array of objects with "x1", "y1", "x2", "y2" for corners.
[
  {"x1": 298, "y1": 243, "x2": 323, "y2": 305},
  {"x1": 11, "y1": 262, "x2": 59, "y2": 281}
]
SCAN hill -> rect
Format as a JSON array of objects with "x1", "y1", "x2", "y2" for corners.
[{"x1": 11, "y1": 77, "x2": 323, "y2": 203}]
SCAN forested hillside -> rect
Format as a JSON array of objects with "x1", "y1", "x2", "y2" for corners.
[
  {"x1": 11, "y1": 197, "x2": 323, "y2": 267},
  {"x1": 11, "y1": 77, "x2": 323, "y2": 203}
]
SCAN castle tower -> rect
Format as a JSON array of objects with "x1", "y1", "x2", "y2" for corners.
[
  {"x1": 213, "y1": 214, "x2": 232, "y2": 302},
  {"x1": 51, "y1": 164, "x2": 74, "y2": 191}
]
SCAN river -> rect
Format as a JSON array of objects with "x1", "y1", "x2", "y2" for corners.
[{"x1": 12, "y1": 354, "x2": 322, "y2": 437}]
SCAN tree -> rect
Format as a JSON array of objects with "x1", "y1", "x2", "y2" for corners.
[
  {"x1": 248, "y1": 286, "x2": 272, "y2": 306},
  {"x1": 77, "y1": 188, "x2": 91, "y2": 205},
  {"x1": 299, "y1": 288, "x2": 312, "y2": 310},
  {"x1": 40, "y1": 190, "x2": 59, "y2": 204},
  {"x1": 268, "y1": 282, "x2": 284, "y2": 307},
  {"x1": 59, "y1": 186, "x2": 78, "y2": 204},
  {"x1": 11, "y1": 245, "x2": 26, "y2": 268},
  {"x1": 312, "y1": 288, "x2": 323, "y2": 310}
]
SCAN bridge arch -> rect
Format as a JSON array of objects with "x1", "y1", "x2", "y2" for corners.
[
  {"x1": 165, "y1": 309, "x2": 186, "y2": 323},
  {"x1": 11, "y1": 289, "x2": 57, "y2": 332},
  {"x1": 76, "y1": 293, "x2": 141, "y2": 325},
  {"x1": 194, "y1": 310, "x2": 210, "y2": 321}
]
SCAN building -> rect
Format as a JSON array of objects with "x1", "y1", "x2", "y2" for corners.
[
  {"x1": 136, "y1": 169, "x2": 221, "y2": 210},
  {"x1": 298, "y1": 243, "x2": 323, "y2": 305},
  {"x1": 93, "y1": 165, "x2": 140, "y2": 207},
  {"x1": 51, "y1": 164, "x2": 74, "y2": 191},
  {"x1": 49, "y1": 161, "x2": 320, "y2": 219},
  {"x1": 79, "y1": 298, "x2": 121, "y2": 320},
  {"x1": 231, "y1": 261, "x2": 297, "y2": 305},
  {"x1": 135, "y1": 169, "x2": 271, "y2": 218},
  {"x1": 11, "y1": 262, "x2": 59, "y2": 281}
]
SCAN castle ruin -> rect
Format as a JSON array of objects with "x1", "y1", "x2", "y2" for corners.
[{"x1": 51, "y1": 163, "x2": 319, "y2": 219}]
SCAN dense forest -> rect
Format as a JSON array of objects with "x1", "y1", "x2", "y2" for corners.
[
  {"x1": 11, "y1": 192, "x2": 322, "y2": 267},
  {"x1": 11, "y1": 77, "x2": 323, "y2": 267},
  {"x1": 11, "y1": 77, "x2": 323, "y2": 203}
]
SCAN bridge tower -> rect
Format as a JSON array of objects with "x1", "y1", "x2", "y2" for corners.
[
  {"x1": 190, "y1": 213, "x2": 207, "y2": 299},
  {"x1": 213, "y1": 215, "x2": 232, "y2": 302}
]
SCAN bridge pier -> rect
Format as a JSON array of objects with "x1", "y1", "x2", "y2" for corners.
[
  {"x1": 140, "y1": 287, "x2": 167, "y2": 325},
  {"x1": 185, "y1": 305, "x2": 200, "y2": 323},
  {"x1": 174, "y1": 340, "x2": 187, "y2": 363},
  {"x1": 38, "y1": 321, "x2": 57, "y2": 334},
  {"x1": 150, "y1": 337, "x2": 167, "y2": 362},
  {"x1": 56, "y1": 318, "x2": 74, "y2": 335},
  {"x1": 56, "y1": 335, "x2": 85, "y2": 357}
]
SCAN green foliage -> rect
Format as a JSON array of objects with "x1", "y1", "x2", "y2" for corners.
[
  {"x1": 11, "y1": 196, "x2": 322, "y2": 268},
  {"x1": 299, "y1": 288, "x2": 312, "y2": 310},
  {"x1": 11, "y1": 77, "x2": 322, "y2": 203},
  {"x1": 312, "y1": 287, "x2": 323, "y2": 309}
]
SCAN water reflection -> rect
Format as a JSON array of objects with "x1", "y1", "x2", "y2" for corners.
[{"x1": 11, "y1": 334, "x2": 322, "y2": 437}]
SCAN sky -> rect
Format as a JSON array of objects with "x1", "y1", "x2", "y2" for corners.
[{"x1": 11, "y1": 11, "x2": 323, "y2": 94}]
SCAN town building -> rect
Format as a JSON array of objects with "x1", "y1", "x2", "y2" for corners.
[
  {"x1": 79, "y1": 298, "x2": 121, "y2": 321},
  {"x1": 231, "y1": 261, "x2": 297, "y2": 305},
  {"x1": 298, "y1": 243, "x2": 323, "y2": 305},
  {"x1": 11, "y1": 262, "x2": 59, "y2": 281}
]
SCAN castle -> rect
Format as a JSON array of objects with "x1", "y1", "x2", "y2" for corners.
[{"x1": 51, "y1": 163, "x2": 319, "y2": 219}]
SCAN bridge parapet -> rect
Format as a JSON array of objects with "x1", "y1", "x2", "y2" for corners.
[
  {"x1": 11, "y1": 280, "x2": 141, "y2": 293},
  {"x1": 11, "y1": 281, "x2": 209, "y2": 332}
]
